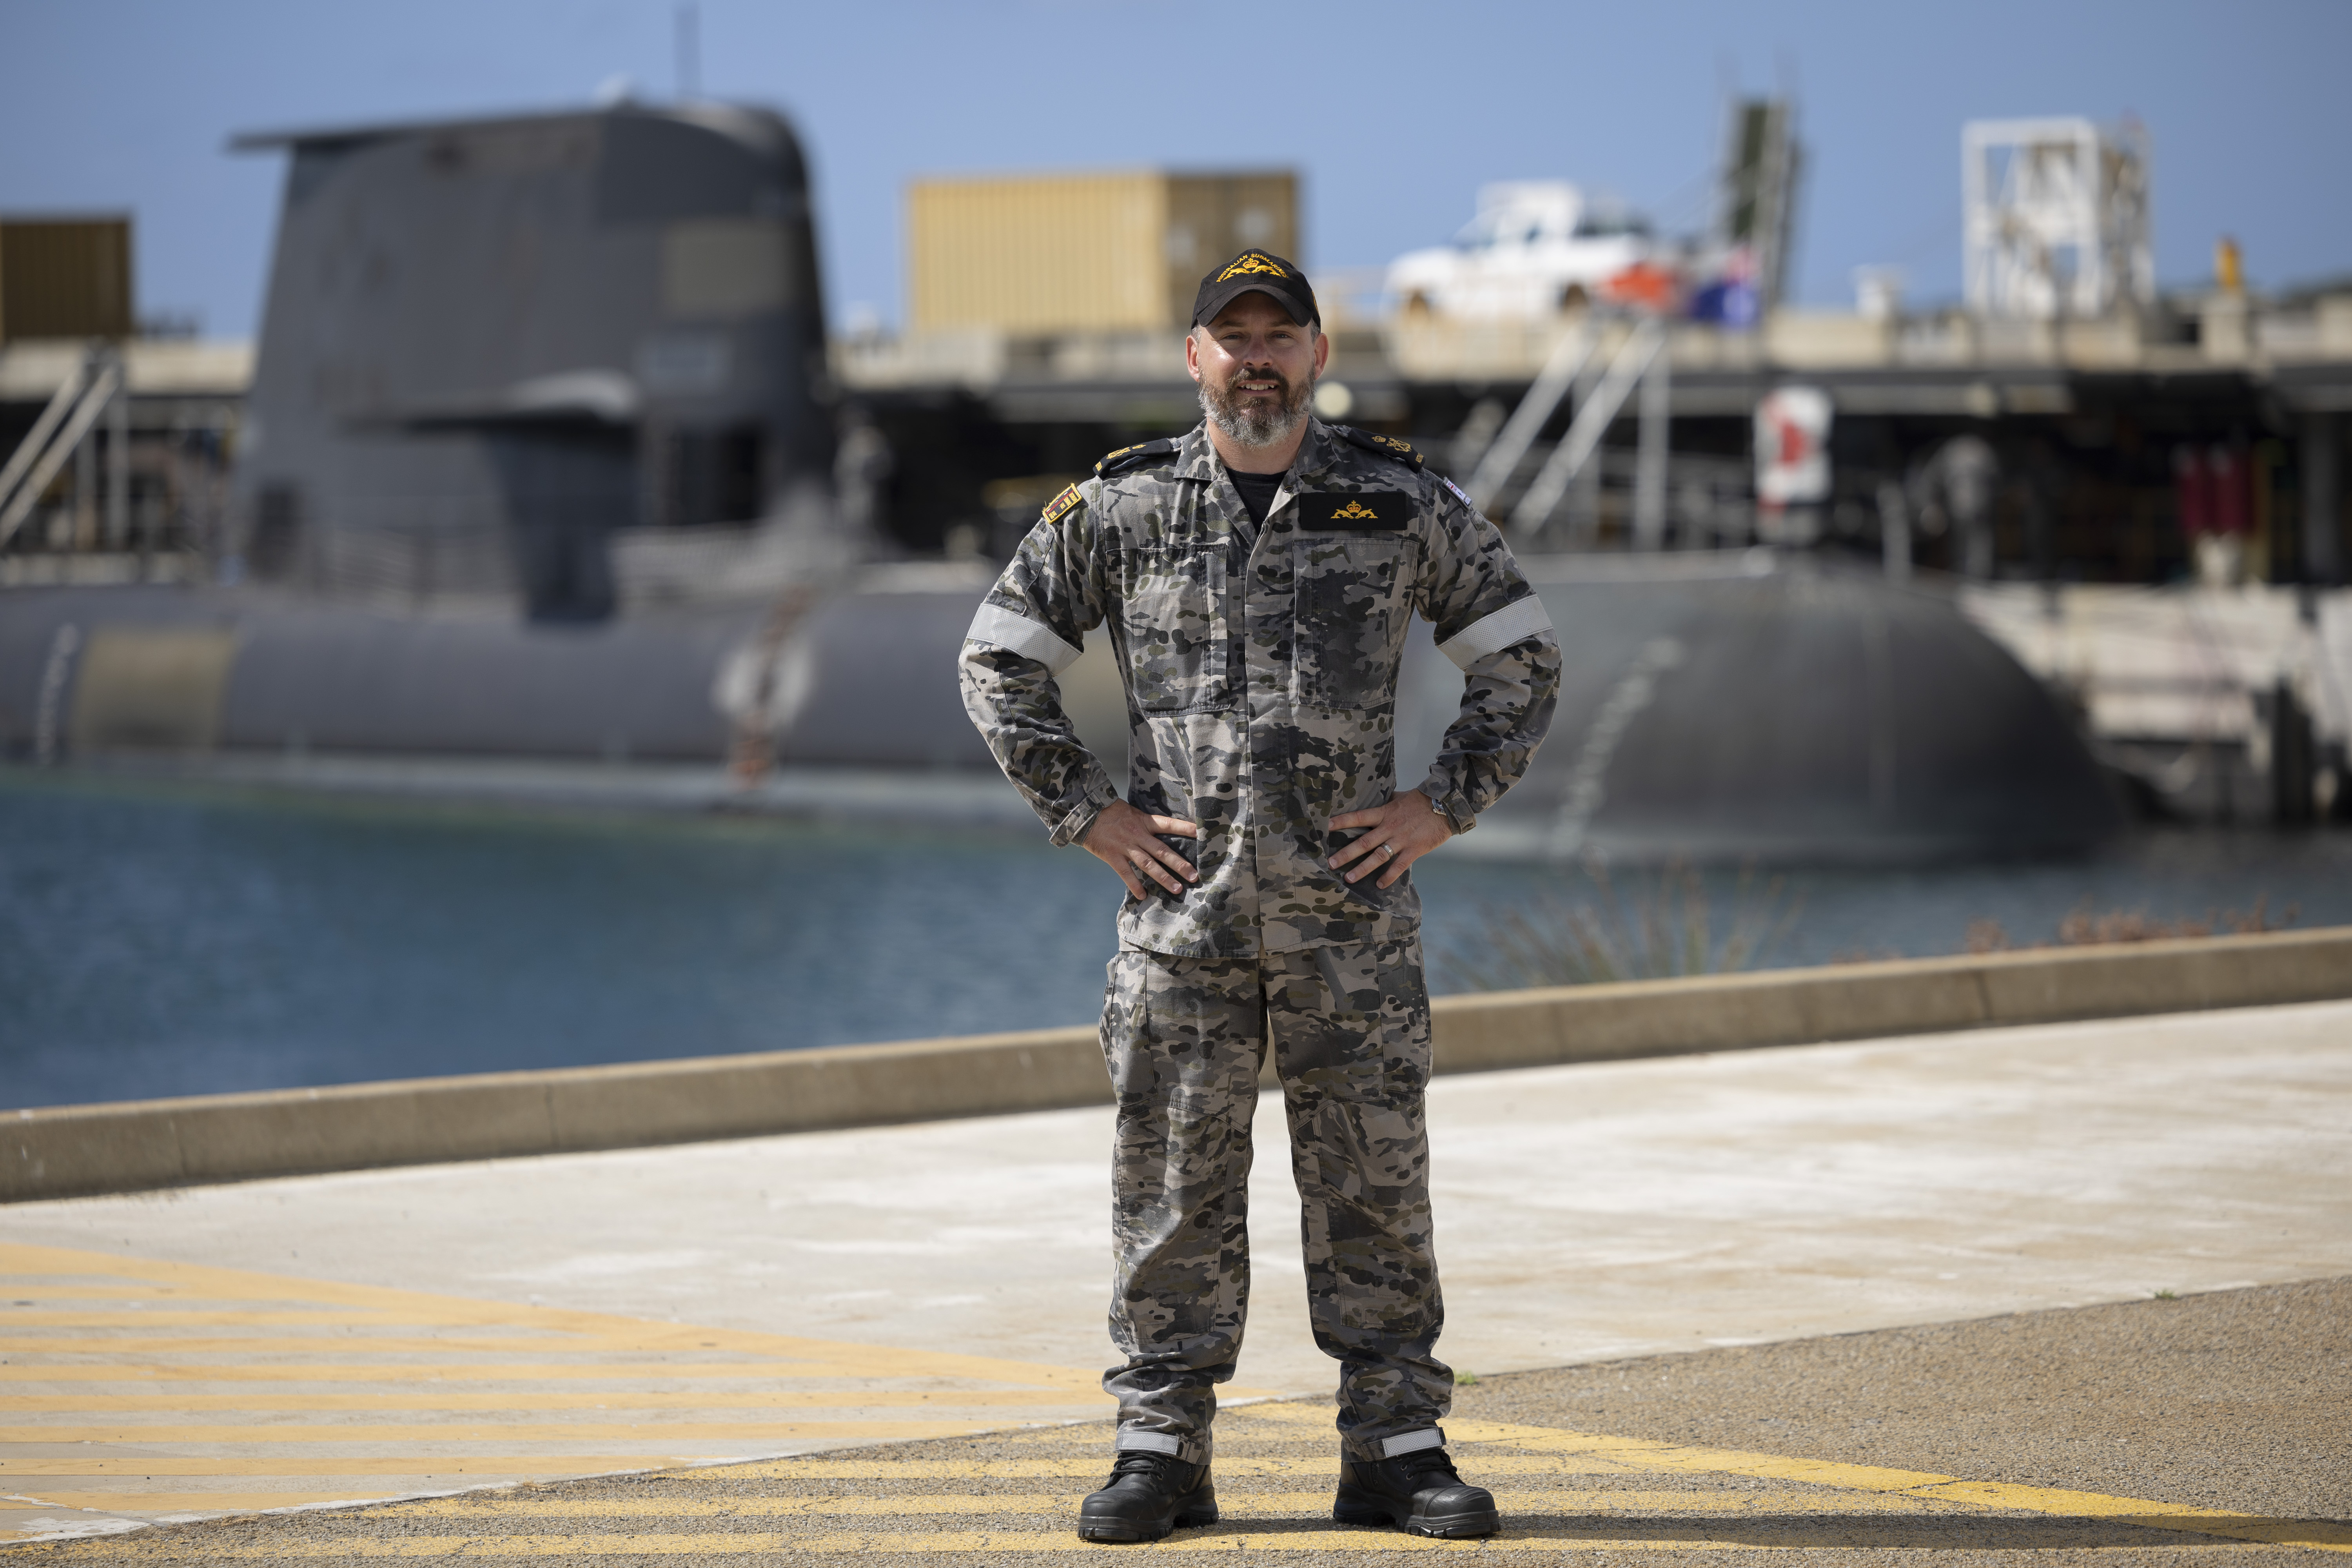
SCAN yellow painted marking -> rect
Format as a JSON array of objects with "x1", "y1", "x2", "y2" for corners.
[
  {"x1": 16, "y1": 1248, "x2": 2334, "y2": 1554},
  {"x1": 7, "y1": 1494, "x2": 407, "y2": 1513},
  {"x1": 0, "y1": 1339, "x2": 828, "y2": 1359},
  {"x1": 0, "y1": 1363, "x2": 848, "y2": 1382},
  {"x1": 0, "y1": 1458, "x2": 693, "y2": 1478},
  {"x1": 0, "y1": 1285, "x2": 206, "y2": 1299},
  {"x1": 368, "y1": 1491, "x2": 1938, "y2": 1520},
  {"x1": 1907, "y1": 1482, "x2": 2352, "y2": 1551},
  {"x1": 705, "y1": 1454, "x2": 1631, "y2": 1479},
  {"x1": 384, "y1": 1496, "x2": 1082, "y2": 1518},
  {"x1": 7, "y1": 1421, "x2": 1008, "y2": 1444},
  {"x1": 0, "y1": 1241, "x2": 1136, "y2": 1524},
  {"x1": 0, "y1": 1530, "x2": 1805, "y2": 1553},
  {"x1": 1438, "y1": 1419, "x2": 2352, "y2": 1553},
  {"x1": 0, "y1": 1312, "x2": 420, "y2": 1329},
  {"x1": 4, "y1": 1389, "x2": 1104, "y2": 1412},
  {"x1": 0, "y1": 1245, "x2": 1100, "y2": 1390}
]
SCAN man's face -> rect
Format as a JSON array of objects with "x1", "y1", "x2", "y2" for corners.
[{"x1": 1187, "y1": 292, "x2": 1329, "y2": 450}]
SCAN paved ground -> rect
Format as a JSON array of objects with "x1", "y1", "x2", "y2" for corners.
[
  {"x1": 2, "y1": 998, "x2": 2348, "y2": 1557},
  {"x1": 10, "y1": 1281, "x2": 2347, "y2": 1563}
]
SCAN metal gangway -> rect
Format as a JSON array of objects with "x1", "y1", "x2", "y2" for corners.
[
  {"x1": 1457, "y1": 313, "x2": 1679, "y2": 549},
  {"x1": 0, "y1": 342, "x2": 132, "y2": 560}
]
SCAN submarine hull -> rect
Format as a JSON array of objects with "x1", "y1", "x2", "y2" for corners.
[{"x1": 0, "y1": 555, "x2": 2120, "y2": 862}]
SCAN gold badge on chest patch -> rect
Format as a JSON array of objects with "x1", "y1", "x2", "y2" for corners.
[{"x1": 1300, "y1": 491, "x2": 1409, "y2": 532}]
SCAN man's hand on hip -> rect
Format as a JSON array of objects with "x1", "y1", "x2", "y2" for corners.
[
  {"x1": 1080, "y1": 800, "x2": 1200, "y2": 899},
  {"x1": 1329, "y1": 791, "x2": 1453, "y2": 889}
]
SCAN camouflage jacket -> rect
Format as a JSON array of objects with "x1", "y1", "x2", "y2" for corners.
[{"x1": 959, "y1": 418, "x2": 1561, "y2": 958}]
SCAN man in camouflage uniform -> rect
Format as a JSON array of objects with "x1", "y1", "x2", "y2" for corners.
[{"x1": 959, "y1": 250, "x2": 1560, "y2": 1543}]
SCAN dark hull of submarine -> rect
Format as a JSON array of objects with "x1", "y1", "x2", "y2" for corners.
[{"x1": 0, "y1": 553, "x2": 2122, "y2": 862}]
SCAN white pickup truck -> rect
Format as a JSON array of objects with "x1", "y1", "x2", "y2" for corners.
[{"x1": 1384, "y1": 181, "x2": 1660, "y2": 319}]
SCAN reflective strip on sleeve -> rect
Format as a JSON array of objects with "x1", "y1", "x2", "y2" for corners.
[
  {"x1": 965, "y1": 603, "x2": 1085, "y2": 674},
  {"x1": 1115, "y1": 1430, "x2": 1185, "y2": 1455},
  {"x1": 1434, "y1": 595, "x2": 1555, "y2": 670}
]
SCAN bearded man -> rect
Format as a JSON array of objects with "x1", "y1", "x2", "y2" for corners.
[{"x1": 959, "y1": 250, "x2": 1560, "y2": 1543}]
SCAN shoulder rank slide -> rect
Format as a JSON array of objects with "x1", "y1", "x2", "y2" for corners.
[
  {"x1": 1094, "y1": 437, "x2": 1181, "y2": 478},
  {"x1": 1335, "y1": 426, "x2": 1425, "y2": 470},
  {"x1": 1040, "y1": 483, "x2": 1084, "y2": 525}
]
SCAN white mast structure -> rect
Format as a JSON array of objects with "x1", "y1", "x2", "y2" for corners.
[{"x1": 1962, "y1": 118, "x2": 2152, "y2": 319}]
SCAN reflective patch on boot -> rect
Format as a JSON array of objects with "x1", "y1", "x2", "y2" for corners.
[{"x1": 1379, "y1": 1426, "x2": 1446, "y2": 1459}]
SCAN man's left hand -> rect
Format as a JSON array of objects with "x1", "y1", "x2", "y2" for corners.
[{"x1": 1329, "y1": 791, "x2": 1454, "y2": 888}]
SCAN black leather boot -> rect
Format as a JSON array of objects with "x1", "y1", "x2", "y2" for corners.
[
  {"x1": 1334, "y1": 1441, "x2": 1500, "y2": 1538},
  {"x1": 1076, "y1": 1449, "x2": 1218, "y2": 1543}
]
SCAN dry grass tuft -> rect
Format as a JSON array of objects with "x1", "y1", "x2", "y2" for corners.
[
  {"x1": 1966, "y1": 896, "x2": 2296, "y2": 954},
  {"x1": 1438, "y1": 860, "x2": 1800, "y2": 991}
]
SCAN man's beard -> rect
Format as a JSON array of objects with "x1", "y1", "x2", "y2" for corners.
[{"x1": 1200, "y1": 362, "x2": 1315, "y2": 449}]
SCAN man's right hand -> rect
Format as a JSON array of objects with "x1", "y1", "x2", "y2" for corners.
[{"x1": 1080, "y1": 800, "x2": 1200, "y2": 899}]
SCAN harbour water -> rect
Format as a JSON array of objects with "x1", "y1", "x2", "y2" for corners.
[{"x1": 4, "y1": 769, "x2": 2348, "y2": 1111}]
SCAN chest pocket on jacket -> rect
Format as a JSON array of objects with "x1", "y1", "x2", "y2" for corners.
[
  {"x1": 1122, "y1": 544, "x2": 1229, "y2": 712},
  {"x1": 1293, "y1": 537, "x2": 1411, "y2": 710}
]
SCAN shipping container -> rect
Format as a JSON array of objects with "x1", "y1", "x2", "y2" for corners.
[
  {"x1": 0, "y1": 216, "x2": 134, "y2": 343},
  {"x1": 907, "y1": 171, "x2": 1297, "y2": 335}
]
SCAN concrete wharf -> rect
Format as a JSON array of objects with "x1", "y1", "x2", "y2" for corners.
[{"x1": 2, "y1": 980, "x2": 2346, "y2": 1557}]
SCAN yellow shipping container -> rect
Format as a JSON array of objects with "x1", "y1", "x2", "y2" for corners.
[
  {"x1": 0, "y1": 216, "x2": 134, "y2": 343},
  {"x1": 907, "y1": 170, "x2": 1297, "y2": 335}
]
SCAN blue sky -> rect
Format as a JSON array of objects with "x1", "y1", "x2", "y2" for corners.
[{"x1": 3, "y1": 0, "x2": 2347, "y2": 338}]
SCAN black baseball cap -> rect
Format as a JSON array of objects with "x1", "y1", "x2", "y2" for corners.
[{"x1": 1191, "y1": 250, "x2": 1319, "y2": 331}]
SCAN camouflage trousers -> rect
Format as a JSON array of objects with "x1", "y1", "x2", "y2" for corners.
[{"x1": 1098, "y1": 936, "x2": 1451, "y2": 1464}]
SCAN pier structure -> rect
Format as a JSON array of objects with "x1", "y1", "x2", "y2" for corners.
[{"x1": 835, "y1": 289, "x2": 2352, "y2": 585}]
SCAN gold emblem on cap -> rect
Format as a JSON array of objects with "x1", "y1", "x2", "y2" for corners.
[
  {"x1": 1218, "y1": 252, "x2": 1288, "y2": 281},
  {"x1": 1330, "y1": 499, "x2": 1381, "y2": 520}
]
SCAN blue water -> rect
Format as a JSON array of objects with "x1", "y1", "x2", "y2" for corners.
[{"x1": 5, "y1": 770, "x2": 2348, "y2": 1109}]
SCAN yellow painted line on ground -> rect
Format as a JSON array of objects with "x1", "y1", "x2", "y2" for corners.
[
  {"x1": 1, "y1": 1246, "x2": 1103, "y2": 1392},
  {"x1": 0, "y1": 1363, "x2": 844, "y2": 1382},
  {"x1": 3, "y1": 1495, "x2": 412, "y2": 1514},
  {"x1": 381, "y1": 1497, "x2": 1108, "y2": 1518},
  {"x1": 0, "y1": 1459, "x2": 694, "y2": 1479},
  {"x1": 6, "y1": 1421, "x2": 1013, "y2": 1444},
  {"x1": 1, "y1": 1313, "x2": 429, "y2": 1330},
  {"x1": 365, "y1": 1492, "x2": 1942, "y2": 1520},
  {"x1": 1438, "y1": 1417, "x2": 2352, "y2": 1554},
  {"x1": 0, "y1": 1241, "x2": 1147, "y2": 1527},
  {"x1": 703, "y1": 1455, "x2": 1635, "y2": 1480},
  {"x1": 3, "y1": 1390, "x2": 1106, "y2": 1412},
  {"x1": 0, "y1": 1339, "x2": 693, "y2": 1357},
  {"x1": 1906, "y1": 1481, "x2": 2352, "y2": 1551},
  {"x1": 0, "y1": 1528, "x2": 1807, "y2": 1554}
]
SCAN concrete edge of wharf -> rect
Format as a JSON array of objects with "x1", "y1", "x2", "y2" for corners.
[{"x1": 9, "y1": 925, "x2": 2350, "y2": 1204}]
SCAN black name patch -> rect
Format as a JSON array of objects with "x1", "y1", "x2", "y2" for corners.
[{"x1": 1299, "y1": 491, "x2": 1409, "y2": 531}]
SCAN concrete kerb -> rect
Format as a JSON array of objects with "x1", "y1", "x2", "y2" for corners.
[{"x1": 8, "y1": 926, "x2": 2349, "y2": 1204}]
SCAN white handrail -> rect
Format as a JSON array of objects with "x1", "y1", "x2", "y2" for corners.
[
  {"x1": 0, "y1": 358, "x2": 123, "y2": 550},
  {"x1": 1464, "y1": 319, "x2": 1596, "y2": 513},
  {"x1": 0, "y1": 349, "x2": 94, "y2": 515},
  {"x1": 1510, "y1": 317, "x2": 1665, "y2": 535}
]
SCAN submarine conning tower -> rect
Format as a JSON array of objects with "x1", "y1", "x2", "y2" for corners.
[{"x1": 230, "y1": 102, "x2": 833, "y2": 622}]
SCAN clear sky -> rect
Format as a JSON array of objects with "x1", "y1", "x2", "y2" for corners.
[{"x1": 3, "y1": 0, "x2": 2347, "y2": 339}]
